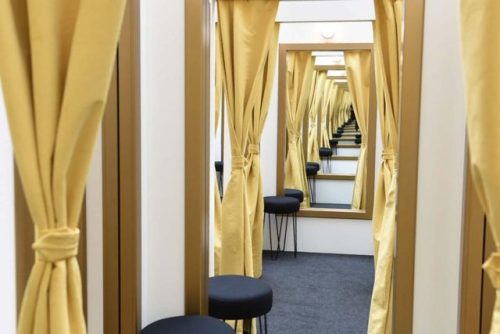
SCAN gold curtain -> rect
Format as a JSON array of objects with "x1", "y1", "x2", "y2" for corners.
[
  {"x1": 284, "y1": 51, "x2": 313, "y2": 207},
  {"x1": 307, "y1": 71, "x2": 326, "y2": 163},
  {"x1": 345, "y1": 50, "x2": 371, "y2": 210},
  {"x1": 217, "y1": 0, "x2": 279, "y2": 276},
  {"x1": 319, "y1": 79, "x2": 333, "y2": 147},
  {"x1": 461, "y1": 1, "x2": 500, "y2": 332},
  {"x1": 245, "y1": 24, "x2": 280, "y2": 278},
  {"x1": 214, "y1": 23, "x2": 224, "y2": 276},
  {"x1": 0, "y1": 1, "x2": 126, "y2": 333},
  {"x1": 368, "y1": 0, "x2": 403, "y2": 333}
]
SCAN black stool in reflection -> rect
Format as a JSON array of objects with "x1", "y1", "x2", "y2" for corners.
[
  {"x1": 264, "y1": 196, "x2": 300, "y2": 259},
  {"x1": 319, "y1": 147, "x2": 333, "y2": 173},
  {"x1": 329, "y1": 138, "x2": 339, "y2": 156},
  {"x1": 141, "y1": 316, "x2": 234, "y2": 334},
  {"x1": 305, "y1": 162, "x2": 319, "y2": 204},
  {"x1": 215, "y1": 161, "x2": 224, "y2": 197},
  {"x1": 209, "y1": 275, "x2": 273, "y2": 334}
]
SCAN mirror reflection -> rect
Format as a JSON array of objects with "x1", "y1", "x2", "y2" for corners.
[{"x1": 282, "y1": 47, "x2": 374, "y2": 212}]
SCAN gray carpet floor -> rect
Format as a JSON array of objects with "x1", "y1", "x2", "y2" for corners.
[{"x1": 261, "y1": 251, "x2": 374, "y2": 334}]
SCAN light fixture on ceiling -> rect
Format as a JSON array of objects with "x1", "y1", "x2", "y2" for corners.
[{"x1": 321, "y1": 25, "x2": 336, "y2": 40}]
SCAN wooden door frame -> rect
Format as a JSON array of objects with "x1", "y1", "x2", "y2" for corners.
[
  {"x1": 185, "y1": 0, "x2": 425, "y2": 332},
  {"x1": 14, "y1": 0, "x2": 141, "y2": 332}
]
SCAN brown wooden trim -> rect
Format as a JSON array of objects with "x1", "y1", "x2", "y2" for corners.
[
  {"x1": 315, "y1": 174, "x2": 356, "y2": 181},
  {"x1": 102, "y1": 0, "x2": 141, "y2": 331},
  {"x1": 185, "y1": 0, "x2": 210, "y2": 316},
  {"x1": 315, "y1": 65, "x2": 346, "y2": 71},
  {"x1": 459, "y1": 150, "x2": 486, "y2": 334},
  {"x1": 277, "y1": 43, "x2": 376, "y2": 219},
  {"x1": 481, "y1": 227, "x2": 495, "y2": 333},
  {"x1": 393, "y1": 0, "x2": 426, "y2": 332},
  {"x1": 332, "y1": 156, "x2": 358, "y2": 161},
  {"x1": 298, "y1": 207, "x2": 367, "y2": 220},
  {"x1": 117, "y1": 0, "x2": 142, "y2": 331}
]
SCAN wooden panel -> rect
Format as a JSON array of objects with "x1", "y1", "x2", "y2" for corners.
[
  {"x1": 393, "y1": 0, "x2": 426, "y2": 332},
  {"x1": 185, "y1": 0, "x2": 210, "y2": 315},
  {"x1": 481, "y1": 226, "x2": 496, "y2": 333},
  {"x1": 316, "y1": 174, "x2": 356, "y2": 181}
]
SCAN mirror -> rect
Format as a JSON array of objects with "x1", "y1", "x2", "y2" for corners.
[{"x1": 277, "y1": 43, "x2": 377, "y2": 219}]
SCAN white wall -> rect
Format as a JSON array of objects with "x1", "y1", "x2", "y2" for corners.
[
  {"x1": 140, "y1": 0, "x2": 185, "y2": 328},
  {"x1": 412, "y1": 0, "x2": 467, "y2": 332},
  {"x1": 0, "y1": 87, "x2": 16, "y2": 334}
]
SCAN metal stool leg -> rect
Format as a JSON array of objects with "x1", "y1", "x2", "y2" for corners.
[
  {"x1": 264, "y1": 315, "x2": 268, "y2": 334},
  {"x1": 293, "y1": 213, "x2": 298, "y2": 258},
  {"x1": 283, "y1": 213, "x2": 290, "y2": 253}
]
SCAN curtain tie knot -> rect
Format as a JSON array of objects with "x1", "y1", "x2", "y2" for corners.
[
  {"x1": 248, "y1": 144, "x2": 259, "y2": 155},
  {"x1": 484, "y1": 252, "x2": 500, "y2": 289},
  {"x1": 232, "y1": 156, "x2": 245, "y2": 170},
  {"x1": 382, "y1": 149, "x2": 395, "y2": 161},
  {"x1": 33, "y1": 227, "x2": 80, "y2": 262}
]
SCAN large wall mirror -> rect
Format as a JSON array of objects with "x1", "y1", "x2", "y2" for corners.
[{"x1": 277, "y1": 43, "x2": 376, "y2": 219}]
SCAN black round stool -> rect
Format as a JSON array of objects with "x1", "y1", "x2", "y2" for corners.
[
  {"x1": 141, "y1": 315, "x2": 234, "y2": 334},
  {"x1": 209, "y1": 275, "x2": 273, "y2": 334},
  {"x1": 215, "y1": 161, "x2": 224, "y2": 197},
  {"x1": 284, "y1": 188, "x2": 304, "y2": 203},
  {"x1": 319, "y1": 147, "x2": 333, "y2": 173},
  {"x1": 264, "y1": 196, "x2": 300, "y2": 258},
  {"x1": 305, "y1": 162, "x2": 319, "y2": 204},
  {"x1": 329, "y1": 138, "x2": 339, "y2": 155}
]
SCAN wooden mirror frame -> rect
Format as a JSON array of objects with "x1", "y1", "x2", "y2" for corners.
[
  {"x1": 276, "y1": 43, "x2": 376, "y2": 220},
  {"x1": 185, "y1": 1, "x2": 425, "y2": 332}
]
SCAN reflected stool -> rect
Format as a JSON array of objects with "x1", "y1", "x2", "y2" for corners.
[
  {"x1": 319, "y1": 147, "x2": 333, "y2": 173},
  {"x1": 305, "y1": 162, "x2": 319, "y2": 204},
  {"x1": 329, "y1": 138, "x2": 339, "y2": 155},
  {"x1": 209, "y1": 275, "x2": 273, "y2": 334},
  {"x1": 141, "y1": 316, "x2": 234, "y2": 334},
  {"x1": 215, "y1": 161, "x2": 224, "y2": 197},
  {"x1": 264, "y1": 196, "x2": 300, "y2": 258}
]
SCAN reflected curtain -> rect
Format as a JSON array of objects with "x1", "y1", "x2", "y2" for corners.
[
  {"x1": 245, "y1": 24, "x2": 280, "y2": 278},
  {"x1": 345, "y1": 51, "x2": 371, "y2": 210},
  {"x1": 368, "y1": 0, "x2": 403, "y2": 333},
  {"x1": 319, "y1": 79, "x2": 333, "y2": 147},
  {"x1": 217, "y1": 0, "x2": 279, "y2": 276},
  {"x1": 284, "y1": 51, "x2": 313, "y2": 207},
  {"x1": 0, "y1": 1, "x2": 126, "y2": 333},
  {"x1": 308, "y1": 71, "x2": 326, "y2": 163},
  {"x1": 214, "y1": 23, "x2": 224, "y2": 275},
  {"x1": 461, "y1": 1, "x2": 500, "y2": 332}
]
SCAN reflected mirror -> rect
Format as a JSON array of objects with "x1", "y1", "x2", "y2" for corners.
[{"x1": 277, "y1": 43, "x2": 376, "y2": 219}]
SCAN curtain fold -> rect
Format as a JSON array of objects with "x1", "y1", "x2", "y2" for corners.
[
  {"x1": 367, "y1": 0, "x2": 403, "y2": 333},
  {"x1": 461, "y1": 1, "x2": 500, "y2": 332},
  {"x1": 0, "y1": 1, "x2": 126, "y2": 333},
  {"x1": 319, "y1": 79, "x2": 333, "y2": 148},
  {"x1": 245, "y1": 23, "x2": 280, "y2": 278},
  {"x1": 307, "y1": 71, "x2": 326, "y2": 163},
  {"x1": 284, "y1": 51, "x2": 314, "y2": 207},
  {"x1": 345, "y1": 50, "x2": 371, "y2": 210},
  {"x1": 217, "y1": 0, "x2": 279, "y2": 276}
]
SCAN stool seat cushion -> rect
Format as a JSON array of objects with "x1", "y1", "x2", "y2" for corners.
[
  {"x1": 329, "y1": 139, "x2": 339, "y2": 146},
  {"x1": 209, "y1": 275, "x2": 273, "y2": 320},
  {"x1": 264, "y1": 196, "x2": 300, "y2": 214},
  {"x1": 141, "y1": 316, "x2": 234, "y2": 334},
  {"x1": 306, "y1": 162, "x2": 320, "y2": 171},
  {"x1": 284, "y1": 188, "x2": 304, "y2": 203},
  {"x1": 319, "y1": 147, "x2": 332, "y2": 157},
  {"x1": 305, "y1": 164, "x2": 318, "y2": 176},
  {"x1": 215, "y1": 161, "x2": 223, "y2": 173}
]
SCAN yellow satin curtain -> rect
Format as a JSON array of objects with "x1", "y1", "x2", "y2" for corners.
[
  {"x1": 245, "y1": 24, "x2": 279, "y2": 278},
  {"x1": 461, "y1": 1, "x2": 500, "y2": 332},
  {"x1": 319, "y1": 79, "x2": 333, "y2": 148},
  {"x1": 345, "y1": 50, "x2": 371, "y2": 210},
  {"x1": 307, "y1": 71, "x2": 326, "y2": 163},
  {"x1": 217, "y1": 0, "x2": 279, "y2": 276},
  {"x1": 284, "y1": 51, "x2": 313, "y2": 207},
  {"x1": 214, "y1": 24, "x2": 224, "y2": 276},
  {"x1": 368, "y1": 0, "x2": 403, "y2": 333},
  {"x1": 0, "y1": 1, "x2": 126, "y2": 333}
]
